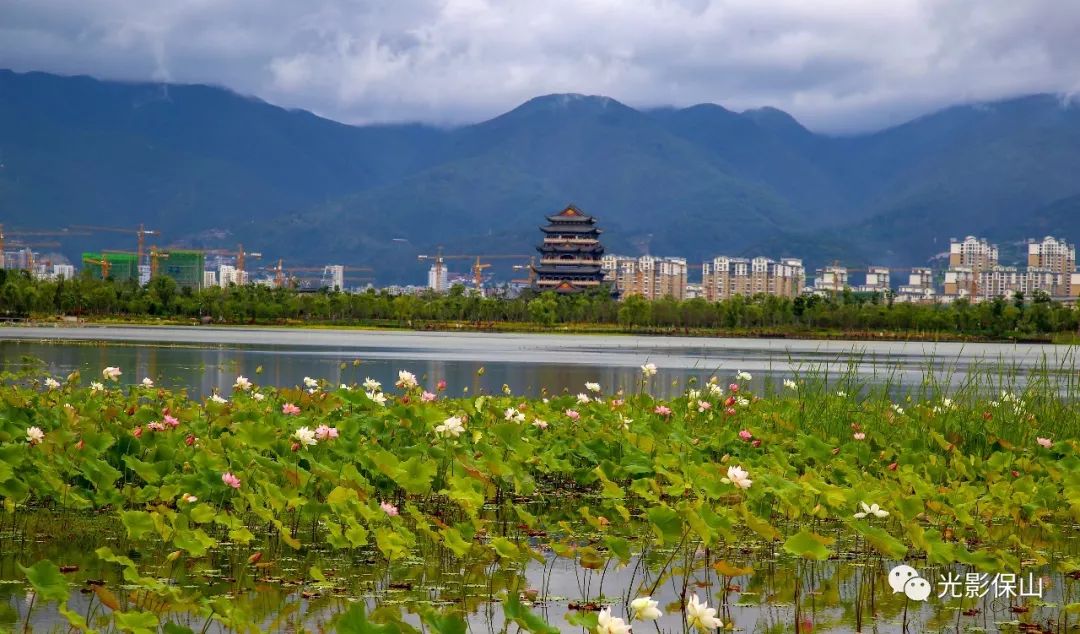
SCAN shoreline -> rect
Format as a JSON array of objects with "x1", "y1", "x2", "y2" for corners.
[{"x1": 3, "y1": 316, "x2": 1070, "y2": 345}]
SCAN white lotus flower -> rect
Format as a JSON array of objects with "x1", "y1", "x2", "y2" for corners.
[
  {"x1": 630, "y1": 596, "x2": 662, "y2": 621},
  {"x1": 585, "y1": 382, "x2": 601, "y2": 393},
  {"x1": 395, "y1": 370, "x2": 418, "y2": 389},
  {"x1": 141, "y1": 377, "x2": 154, "y2": 388},
  {"x1": 233, "y1": 376, "x2": 252, "y2": 391},
  {"x1": 26, "y1": 426, "x2": 44, "y2": 445},
  {"x1": 784, "y1": 379, "x2": 798, "y2": 390},
  {"x1": 102, "y1": 366, "x2": 122, "y2": 381},
  {"x1": 596, "y1": 607, "x2": 631, "y2": 634},
  {"x1": 303, "y1": 376, "x2": 319, "y2": 388},
  {"x1": 363, "y1": 377, "x2": 382, "y2": 392},
  {"x1": 367, "y1": 390, "x2": 387, "y2": 406},
  {"x1": 293, "y1": 426, "x2": 317, "y2": 447},
  {"x1": 435, "y1": 416, "x2": 465, "y2": 438},
  {"x1": 44, "y1": 378, "x2": 60, "y2": 390},
  {"x1": 891, "y1": 403, "x2": 904, "y2": 414},
  {"x1": 725, "y1": 465, "x2": 752, "y2": 489},
  {"x1": 641, "y1": 363, "x2": 657, "y2": 377},
  {"x1": 532, "y1": 419, "x2": 548, "y2": 429},
  {"x1": 504, "y1": 407, "x2": 525, "y2": 423},
  {"x1": 209, "y1": 393, "x2": 227, "y2": 404},
  {"x1": 836, "y1": 390, "x2": 847, "y2": 397},
  {"x1": 736, "y1": 370, "x2": 752, "y2": 381},
  {"x1": 686, "y1": 594, "x2": 722, "y2": 630},
  {"x1": 853, "y1": 501, "x2": 889, "y2": 519},
  {"x1": 252, "y1": 392, "x2": 265, "y2": 401},
  {"x1": 577, "y1": 393, "x2": 592, "y2": 404},
  {"x1": 90, "y1": 381, "x2": 104, "y2": 393},
  {"x1": 707, "y1": 383, "x2": 724, "y2": 396}
]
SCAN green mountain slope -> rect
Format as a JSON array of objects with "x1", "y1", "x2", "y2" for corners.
[{"x1": 3, "y1": 69, "x2": 1080, "y2": 282}]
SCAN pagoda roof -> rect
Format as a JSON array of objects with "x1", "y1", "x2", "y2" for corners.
[
  {"x1": 532, "y1": 265, "x2": 604, "y2": 275},
  {"x1": 545, "y1": 204, "x2": 597, "y2": 223},
  {"x1": 538, "y1": 243, "x2": 604, "y2": 253},
  {"x1": 540, "y1": 224, "x2": 602, "y2": 234}
]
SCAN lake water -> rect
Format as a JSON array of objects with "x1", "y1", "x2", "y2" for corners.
[
  {"x1": 2, "y1": 325, "x2": 1076, "y2": 633},
  {"x1": 1, "y1": 325, "x2": 1077, "y2": 398}
]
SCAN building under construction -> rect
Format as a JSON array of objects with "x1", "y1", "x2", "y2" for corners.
[
  {"x1": 159, "y1": 250, "x2": 205, "y2": 291},
  {"x1": 82, "y1": 252, "x2": 139, "y2": 283}
]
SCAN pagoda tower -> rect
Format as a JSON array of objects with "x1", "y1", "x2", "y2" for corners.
[{"x1": 532, "y1": 204, "x2": 608, "y2": 294}]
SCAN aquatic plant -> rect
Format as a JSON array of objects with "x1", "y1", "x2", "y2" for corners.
[{"x1": 0, "y1": 363, "x2": 1079, "y2": 632}]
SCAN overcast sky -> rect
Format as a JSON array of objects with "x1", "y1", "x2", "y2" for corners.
[{"x1": 3, "y1": 0, "x2": 1079, "y2": 132}]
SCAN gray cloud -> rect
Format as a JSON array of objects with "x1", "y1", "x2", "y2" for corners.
[{"x1": 2, "y1": 0, "x2": 1079, "y2": 132}]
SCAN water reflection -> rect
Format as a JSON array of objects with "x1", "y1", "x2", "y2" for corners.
[{"x1": 2, "y1": 327, "x2": 1078, "y2": 399}]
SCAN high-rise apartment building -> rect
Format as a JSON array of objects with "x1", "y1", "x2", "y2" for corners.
[
  {"x1": 813, "y1": 266, "x2": 849, "y2": 293},
  {"x1": 949, "y1": 236, "x2": 998, "y2": 269},
  {"x1": 896, "y1": 267, "x2": 936, "y2": 303},
  {"x1": 602, "y1": 254, "x2": 688, "y2": 300},
  {"x1": 856, "y1": 266, "x2": 891, "y2": 293},
  {"x1": 701, "y1": 256, "x2": 804, "y2": 301},
  {"x1": 1027, "y1": 236, "x2": 1075, "y2": 273}
]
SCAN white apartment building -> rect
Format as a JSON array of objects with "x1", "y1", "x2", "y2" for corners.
[
  {"x1": 813, "y1": 266, "x2": 849, "y2": 293},
  {"x1": 702, "y1": 256, "x2": 804, "y2": 300},
  {"x1": 896, "y1": 268, "x2": 937, "y2": 303},
  {"x1": 856, "y1": 266, "x2": 891, "y2": 293},
  {"x1": 602, "y1": 254, "x2": 688, "y2": 300}
]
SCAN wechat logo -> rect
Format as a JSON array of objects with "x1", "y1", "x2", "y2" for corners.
[{"x1": 889, "y1": 565, "x2": 931, "y2": 601}]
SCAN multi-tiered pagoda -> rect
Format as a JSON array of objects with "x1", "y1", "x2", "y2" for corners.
[{"x1": 532, "y1": 204, "x2": 608, "y2": 294}]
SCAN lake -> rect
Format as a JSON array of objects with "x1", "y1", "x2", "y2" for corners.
[{"x1": 1, "y1": 325, "x2": 1076, "y2": 398}]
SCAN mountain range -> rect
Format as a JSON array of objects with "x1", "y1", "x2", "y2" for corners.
[{"x1": 3, "y1": 68, "x2": 1080, "y2": 284}]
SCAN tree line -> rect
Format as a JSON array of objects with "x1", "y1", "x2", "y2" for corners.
[{"x1": 1, "y1": 270, "x2": 1077, "y2": 339}]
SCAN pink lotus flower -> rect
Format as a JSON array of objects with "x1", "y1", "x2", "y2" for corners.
[
  {"x1": 315, "y1": 425, "x2": 339, "y2": 440},
  {"x1": 163, "y1": 414, "x2": 180, "y2": 428},
  {"x1": 853, "y1": 432, "x2": 866, "y2": 441},
  {"x1": 739, "y1": 429, "x2": 753, "y2": 441},
  {"x1": 697, "y1": 400, "x2": 711, "y2": 412},
  {"x1": 436, "y1": 379, "x2": 447, "y2": 392},
  {"x1": 421, "y1": 391, "x2": 437, "y2": 402},
  {"x1": 565, "y1": 409, "x2": 580, "y2": 421},
  {"x1": 222, "y1": 472, "x2": 241, "y2": 489},
  {"x1": 724, "y1": 396, "x2": 736, "y2": 407},
  {"x1": 185, "y1": 434, "x2": 196, "y2": 446},
  {"x1": 654, "y1": 405, "x2": 672, "y2": 416},
  {"x1": 724, "y1": 407, "x2": 737, "y2": 416},
  {"x1": 380, "y1": 501, "x2": 399, "y2": 516},
  {"x1": 1037, "y1": 437, "x2": 1052, "y2": 448},
  {"x1": 611, "y1": 399, "x2": 624, "y2": 408},
  {"x1": 282, "y1": 403, "x2": 301, "y2": 415},
  {"x1": 132, "y1": 426, "x2": 143, "y2": 438},
  {"x1": 728, "y1": 383, "x2": 739, "y2": 393},
  {"x1": 147, "y1": 421, "x2": 166, "y2": 432},
  {"x1": 751, "y1": 439, "x2": 762, "y2": 448}
]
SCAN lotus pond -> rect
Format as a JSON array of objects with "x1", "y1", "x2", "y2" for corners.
[{"x1": 1, "y1": 362, "x2": 1079, "y2": 633}]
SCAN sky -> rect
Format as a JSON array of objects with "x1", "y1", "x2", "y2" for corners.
[{"x1": 3, "y1": 0, "x2": 1080, "y2": 133}]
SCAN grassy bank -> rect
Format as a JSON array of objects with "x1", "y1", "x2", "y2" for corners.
[{"x1": 1, "y1": 362, "x2": 1079, "y2": 631}]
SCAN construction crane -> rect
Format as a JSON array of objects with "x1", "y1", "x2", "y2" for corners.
[
  {"x1": 104, "y1": 246, "x2": 171, "y2": 278},
  {"x1": 0, "y1": 241, "x2": 61, "y2": 272},
  {"x1": 417, "y1": 249, "x2": 532, "y2": 290},
  {"x1": 0, "y1": 225, "x2": 86, "y2": 260},
  {"x1": 205, "y1": 244, "x2": 262, "y2": 281},
  {"x1": 70, "y1": 224, "x2": 160, "y2": 266},
  {"x1": 82, "y1": 255, "x2": 111, "y2": 280},
  {"x1": 511, "y1": 257, "x2": 538, "y2": 285},
  {"x1": 266, "y1": 262, "x2": 374, "y2": 289}
]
